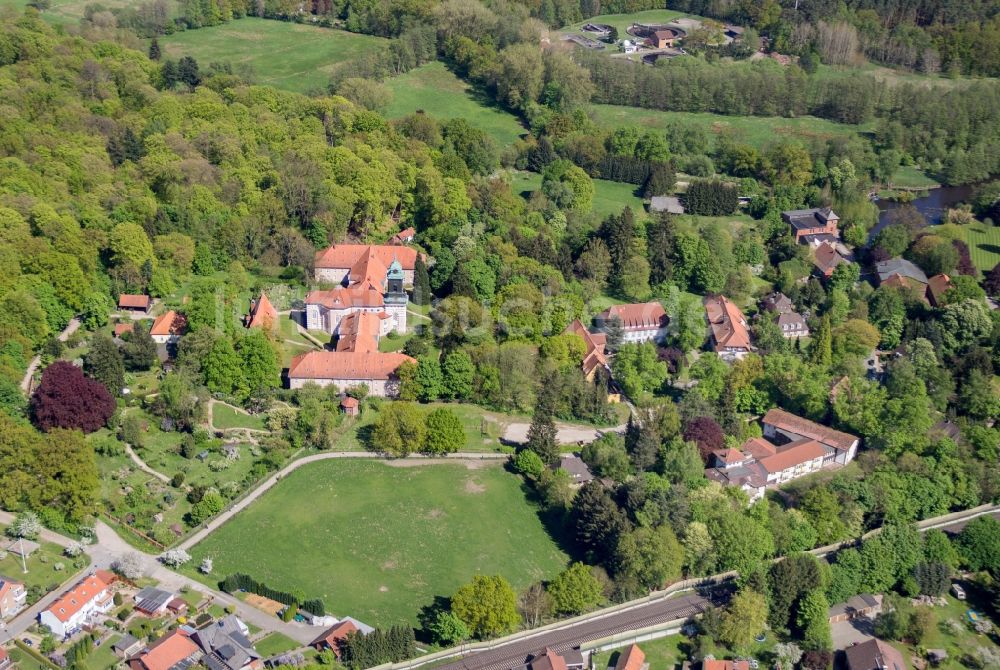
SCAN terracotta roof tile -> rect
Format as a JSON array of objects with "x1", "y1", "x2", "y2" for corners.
[
  {"x1": 150, "y1": 311, "x2": 187, "y2": 337},
  {"x1": 246, "y1": 292, "x2": 277, "y2": 329},
  {"x1": 46, "y1": 573, "x2": 112, "y2": 623},
  {"x1": 131, "y1": 629, "x2": 200, "y2": 670},
  {"x1": 314, "y1": 244, "x2": 418, "y2": 272},
  {"x1": 704, "y1": 295, "x2": 751, "y2": 351},
  {"x1": 119, "y1": 294, "x2": 151, "y2": 309},
  {"x1": 758, "y1": 440, "x2": 828, "y2": 474},
  {"x1": 763, "y1": 408, "x2": 857, "y2": 451},
  {"x1": 598, "y1": 303, "x2": 667, "y2": 330},
  {"x1": 288, "y1": 351, "x2": 415, "y2": 382},
  {"x1": 614, "y1": 645, "x2": 645, "y2": 670}
]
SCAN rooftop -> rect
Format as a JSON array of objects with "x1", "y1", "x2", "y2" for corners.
[
  {"x1": 782, "y1": 207, "x2": 839, "y2": 231},
  {"x1": 315, "y1": 244, "x2": 418, "y2": 271},
  {"x1": 597, "y1": 303, "x2": 667, "y2": 330},
  {"x1": 46, "y1": 571, "x2": 113, "y2": 623},
  {"x1": 763, "y1": 408, "x2": 858, "y2": 451},
  {"x1": 876, "y1": 257, "x2": 928, "y2": 285},
  {"x1": 704, "y1": 295, "x2": 751, "y2": 351},
  {"x1": 150, "y1": 311, "x2": 187, "y2": 337},
  {"x1": 288, "y1": 351, "x2": 416, "y2": 381},
  {"x1": 844, "y1": 638, "x2": 906, "y2": 670}
]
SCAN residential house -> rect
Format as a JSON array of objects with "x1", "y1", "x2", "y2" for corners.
[
  {"x1": 114, "y1": 635, "x2": 144, "y2": 658},
  {"x1": 876, "y1": 257, "x2": 929, "y2": 296},
  {"x1": 828, "y1": 594, "x2": 882, "y2": 624},
  {"x1": 761, "y1": 292, "x2": 808, "y2": 339},
  {"x1": 843, "y1": 638, "x2": 906, "y2": 670},
  {"x1": 705, "y1": 409, "x2": 860, "y2": 501},
  {"x1": 782, "y1": 207, "x2": 840, "y2": 244},
  {"x1": 287, "y1": 351, "x2": 416, "y2": 397},
  {"x1": 649, "y1": 196, "x2": 684, "y2": 214},
  {"x1": 926, "y1": 273, "x2": 953, "y2": 307},
  {"x1": 191, "y1": 615, "x2": 261, "y2": 670},
  {"x1": 596, "y1": 303, "x2": 668, "y2": 344},
  {"x1": 40, "y1": 571, "x2": 116, "y2": 638},
  {"x1": 340, "y1": 396, "x2": 360, "y2": 416},
  {"x1": 563, "y1": 320, "x2": 609, "y2": 381},
  {"x1": 704, "y1": 295, "x2": 752, "y2": 361},
  {"x1": 128, "y1": 628, "x2": 202, "y2": 670},
  {"x1": 528, "y1": 648, "x2": 585, "y2": 670},
  {"x1": 812, "y1": 241, "x2": 849, "y2": 278},
  {"x1": 134, "y1": 587, "x2": 175, "y2": 616},
  {"x1": 558, "y1": 455, "x2": 595, "y2": 487},
  {"x1": 702, "y1": 661, "x2": 750, "y2": 670},
  {"x1": 614, "y1": 644, "x2": 647, "y2": 670},
  {"x1": 649, "y1": 27, "x2": 682, "y2": 48},
  {"x1": 310, "y1": 618, "x2": 374, "y2": 657},
  {"x1": 0, "y1": 577, "x2": 27, "y2": 618},
  {"x1": 150, "y1": 311, "x2": 187, "y2": 345},
  {"x1": 119, "y1": 295, "x2": 152, "y2": 314},
  {"x1": 306, "y1": 258, "x2": 408, "y2": 336},
  {"x1": 388, "y1": 227, "x2": 415, "y2": 245},
  {"x1": 0, "y1": 647, "x2": 11, "y2": 670},
  {"x1": 245, "y1": 293, "x2": 277, "y2": 331}
]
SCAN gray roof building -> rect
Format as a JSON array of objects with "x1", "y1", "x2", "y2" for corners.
[
  {"x1": 876, "y1": 257, "x2": 928, "y2": 285},
  {"x1": 134, "y1": 587, "x2": 175, "y2": 615},
  {"x1": 191, "y1": 616, "x2": 260, "y2": 670},
  {"x1": 558, "y1": 455, "x2": 595, "y2": 485}
]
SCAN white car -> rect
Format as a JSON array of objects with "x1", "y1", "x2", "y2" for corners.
[{"x1": 951, "y1": 583, "x2": 966, "y2": 600}]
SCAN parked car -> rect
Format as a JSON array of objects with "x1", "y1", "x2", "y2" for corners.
[
  {"x1": 952, "y1": 583, "x2": 966, "y2": 600},
  {"x1": 22, "y1": 638, "x2": 33, "y2": 646}
]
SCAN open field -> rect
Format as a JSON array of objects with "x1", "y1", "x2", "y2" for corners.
[
  {"x1": 889, "y1": 165, "x2": 941, "y2": 189},
  {"x1": 956, "y1": 222, "x2": 1000, "y2": 271},
  {"x1": 213, "y1": 403, "x2": 266, "y2": 431},
  {"x1": 510, "y1": 171, "x2": 647, "y2": 221},
  {"x1": 588, "y1": 104, "x2": 867, "y2": 151},
  {"x1": 383, "y1": 62, "x2": 526, "y2": 146},
  {"x1": 185, "y1": 459, "x2": 570, "y2": 626},
  {"x1": 561, "y1": 9, "x2": 692, "y2": 35},
  {"x1": 3, "y1": 0, "x2": 147, "y2": 24},
  {"x1": 158, "y1": 18, "x2": 388, "y2": 94}
]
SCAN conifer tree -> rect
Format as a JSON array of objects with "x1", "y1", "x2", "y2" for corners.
[{"x1": 149, "y1": 37, "x2": 161, "y2": 61}]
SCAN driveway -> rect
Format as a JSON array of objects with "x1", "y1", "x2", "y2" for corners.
[{"x1": 831, "y1": 616, "x2": 876, "y2": 648}]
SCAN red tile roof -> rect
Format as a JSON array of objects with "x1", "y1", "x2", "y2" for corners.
[
  {"x1": 926, "y1": 273, "x2": 952, "y2": 306},
  {"x1": 288, "y1": 351, "x2": 415, "y2": 382},
  {"x1": 702, "y1": 661, "x2": 750, "y2": 670},
  {"x1": 813, "y1": 241, "x2": 847, "y2": 276},
  {"x1": 704, "y1": 295, "x2": 751, "y2": 351},
  {"x1": 714, "y1": 448, "x2": 745, "y2": 465},
  {"x1": 341, "y1": 397, "x2": 359, "y2": 409},
  {"x1": 598, "y1": 303, "x2": 667, "y2": 330},
  {"x1": 564, "y1": 319, "x2": 608, "y2": 376},
  {"x1": 310, "y1": 620, "x2": 358, "y2": 654},
  {"x1": 150, "y1": 311, "x2": 187, "y2": 337},
  {"x1": 130, "y1": 629, "x2": 200, "y2": 670},
  {"x1": 246, "y1": 292, "x2": 277, "y2": 329},
  {"x1": 614, "y1": 644, "x2": 645, "y2": 670},
  {"x1": 119, "y1": 294, "x2": 151, "y2": 310},
  {"x1": 335, "y1": 311, "x2": 384, "y2": 353},
  {"x1": 114, "y1": 323, "x2": 135, "y2": 338},
  {"x1": 306, "y1": 286, "x2": 384, "y2": 310},
  {"x1": 389, "y1": 227, "x2": 416, "y2": 245},
  {"x1": 315, "y1": 244, "x2": 418, "y2": 272},
  {"x1": 758, "y1": 439, "x2": 827, "y2": 474},
  {"x1": 741, "y1": 437, "x2": 777, "y2": 459},
  {"x1": 47, "y1": 572, "x2": 112, "y2": 623},
  {"x1": 763, "y1": 408, "x2": 857, "y2": 451}
]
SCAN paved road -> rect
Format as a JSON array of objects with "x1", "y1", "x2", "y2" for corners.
[
  {"x1": 436, "y1": 590, "x2": 718, "y2": 670},
  {"x1": 177, "y1": 451, "x2": 508, "y2": 551},
  {"x1": 19, "y1": 318, "x2": 80, "y2": 392}
]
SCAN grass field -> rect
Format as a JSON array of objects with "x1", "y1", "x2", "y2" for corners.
[
  {"x1": 561, "y1": 9, "x2": 690, "y2": 35},
  {"x1": 889, "y1": 165, "x2": 941, "y2": 189},
  {"x1": 158, "y1": 18, "x2": 388, "y2": 94},
  {"x1": 185, "y1": 460, "x2": 570, "y2": 626},
  {"x1": 956, "y1": 222, "x2": 1000, "y2": 271},
  {"x1": 84, "y1": 634, "x2": 122, "y2": 670},
  {"x1": 588, "y1": 104, "x2": 867, "y2": 151},
  {"x1": 254, "y1": 632, "x2": 301, "y2": 657},
  {"x1": 0, "y1": 526, "x2": 89, "y2": 599},
  {"x1": 383, "y1": 62, "x2": 526, "y2": 146},
  {"x1": 212, "y1": 403, "x2": 266, "y2": 431},
  {"x1": 510, "y1": 171, "x2": 647, "y2": 220}
]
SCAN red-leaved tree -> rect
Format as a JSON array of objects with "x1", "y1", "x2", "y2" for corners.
[
  {"x1": 683, "y1": 415, "x2": 726, "y2": 464},
  {"x1": 31, "y1": 361, "x2": 115, "y2": 433}
]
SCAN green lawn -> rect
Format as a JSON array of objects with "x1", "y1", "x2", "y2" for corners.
[
  {"x1": 157, "y1": 18, "x2": 388, "y2": 94},
  {"x1": 885, "y1": 592, "x2": 1000, "y2": 670},
  {"x1": 254, "y1": 632, "x2": 302, "y2": 657},
  {"x1": 213, "y1": 403, "x2": 266, "y2": 431},
  {"x1": 561, "y1": 9, "x2": 691, "y2": 35},
  {"x1": 383, "y1": 62, "x2": 526, "y2": 146},
  {"x1": 0, "y1": 527, "x2": 90, "y2": 601},
  {"x1": 510, "y1": 171, "x2": 646, "y2": 221},
  {"x1": 889, "y1": 165, "x2": 941, "y2": 189},
  {"x1": 591, "y1": 635, "x2": 689, "y2": 670},
  {"x1": 84, "y1": 635, "x2": 122, "y2": 670},
  {"x1": 587, "y1": 104, "x2": 867, "y2": 151},
  {"x1": 955, "y1": 222, "x2": 1000, "y2": 272},
  {"x1": 184, "y1": 460, "x2": 570, "y2": 626},
  {"x1": 7, "y1": 646, "x2": 56, "y2": 670}
]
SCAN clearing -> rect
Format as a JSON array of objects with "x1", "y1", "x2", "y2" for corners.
[
  {"x1": 157, "y1": 18, "x2": 388, "y2": 94},
  {"x1": 382, "y1": 61, "x2": 526, "y2": 146},
  {"x1": 587, "y1": 104, "x2": 867, "y2": 151},
  {"x1": 212, "y1": 403, "x2": 266, "y2": 431},
  {"x1": 889, "y1": 165, "x2": 941, "y2": 190},
  {"x1": 184, "y1": 459, "x2": 570, "y2": 626},
  {"x1": 510, "y1": 171, "x2": 647, "y2": 221}
]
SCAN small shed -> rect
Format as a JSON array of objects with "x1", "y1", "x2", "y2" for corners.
[
  {"x1": 341, "y1": 397, "x2": 360, "y2": 416},
  {"x1": 197, "y1": 450, "x2": 210, "y2": 461},
  {"x1": 112, "y1": 634, "x2": 143, "y2": 658},
  {"x1": 558, "y1": 455, "x2": 595, "y2": 486}
]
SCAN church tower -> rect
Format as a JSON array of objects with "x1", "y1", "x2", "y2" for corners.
[{"x1": 384, "y1": 258, "x2": 408, "y2": 334}]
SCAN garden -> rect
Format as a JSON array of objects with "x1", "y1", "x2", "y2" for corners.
[{"x1": 183, "y1": 459, "x2": 570, "y2": 626}]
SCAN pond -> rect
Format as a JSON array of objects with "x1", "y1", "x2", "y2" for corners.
[{"x1": 871, "y1": 184, "x2": 977, "y2": 239}]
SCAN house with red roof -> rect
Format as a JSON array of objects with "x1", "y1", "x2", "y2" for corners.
[
  {"x1": 308, "y1": 250, "x2": 409, "y2": 337},
  {"x1": 388, "y1": 227, "x2": 416, "y2": 245},
  {"x1": 596, "y1": 302, "x2": 668, "y2": 344},
  {"x1": 244, "y1": 292, "x2": 277, "y2": 331},
  {"x1": 926, "y1": 273, "x2": 953, "y2": 307},
  {"x1": 310, "y1": 617, "x2": 374, "y2": 657},
  {"x1": 128, "y1": 628, "x2": 202, "y2": 670},
  {"x1": 702, "y1": 660, "x2": 751, "y2": 670},
  {"x1": 0, "y1": 577, "x2": 26, "y2": 619},
  {"x1": 614, "y1": 644, "x2": 647, "y2": 670},
  {"x1": 314, "y1": 244, "x2": 418, "y2": 286},
  {"x1": 118, "y1": 294, "x2": 152, "y2": 314},
  {"x1": 704, "y1": 295, "x2": 752, "y2": 361},
  {"x1": 705, "y1": 408, "x2": 859, "y2": 501},
  {"x1": 150, "y1": 311, "x2": 187, "y2": 345},
  {"x1": 39, "y1": 571, "x2": 116, "y2": 638},
  {"x1": 287, "y1": 351, "x2": 416, "y2": 396},
  {"x1": 564, "y1": 319, "x2": 609, "y2": 381},
  {"x1": 529, "y1": 648, "x2": 585, "y2": 670}
]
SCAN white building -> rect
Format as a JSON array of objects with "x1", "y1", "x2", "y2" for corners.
[
  {"x1": 595, "y1": 302, "x2": 668, "y2": 344},
  {"x1": 40, "y1": 572, "x2": 115, "y2": 638},
  {"x1": 306, "y1": 259, "x2": 408, "y2": 336}
]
